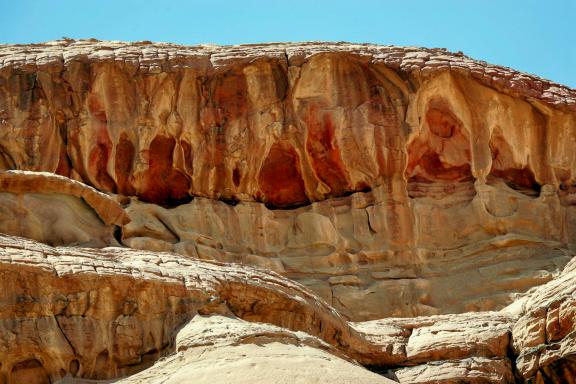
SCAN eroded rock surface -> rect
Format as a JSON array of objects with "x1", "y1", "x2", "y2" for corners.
[
  {"x1": 0, "y1": 170, "x2": 127, "y2": 246},
  {"x1": 0, "y1": 234, "x2": 381, "y2": 381},
  {"x1": 0, "y1": 40, "x2": 575, "y2": 383},
  {"x1": 114, "y1": 315, "x2": 394, "y2": 384},
  {"x1": 120, "y1": 191, "x2": 573, "y2": 320},
  {"x1": 354, "y1": 312, "x2": 516, "y2": 383},
  {"x1": 512, "y1": 256, "x2": 576, "y2": 383},
  {"x1": 1, "y1": 40, "x2": 575, "y2": 205},
  {"x1": 2, "y1": 40, "x2": 575, "y2": 319},
  {"x1": 0, "y1": 234, "x2": 574, "y2": 383}
]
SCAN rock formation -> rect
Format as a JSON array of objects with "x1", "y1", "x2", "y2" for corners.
[
  {"x1": 0, "y1": 170, "x2": 127, "y2": 246},
  {"x1": 1, "y1": 233, "x2": 576, "y2": 383},
  {"x1": 0, "y1": 39, "x2": 574, "y2": 383}
]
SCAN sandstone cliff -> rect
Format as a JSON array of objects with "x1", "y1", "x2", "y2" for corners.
[
  {"x1": 0, "y1": 40, "x2": 575, "y2": 383},
  {"x1": 1, "y1": 233, "x2": 575, "y2": 383}
]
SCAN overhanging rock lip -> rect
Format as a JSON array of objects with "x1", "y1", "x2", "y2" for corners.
[{"x1": 0, "y1": 170, "x2": 129, "y2": 226}]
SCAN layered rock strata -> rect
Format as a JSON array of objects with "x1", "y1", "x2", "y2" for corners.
[
  {"x1": 0, "y1": 234, "x2": 375, "y2": 378},
  {"x1": 0, "y1": 233, "x2": 575, "y2": 383},
  {"x1": 1, "y1": 40, "x2": 575, "y2": 319},
  {"x1": 512, "y1": 255, "x2": 576, "y2": 382},
  {"x1": 0, "y1": 170, "x2": 127, "y2": 246},
  {"x1": 0, "y1": 40, "x2": 575, "y2": 383}
]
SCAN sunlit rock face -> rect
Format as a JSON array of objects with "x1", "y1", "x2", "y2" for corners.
[
  {"x1": 1, "y1": 40, "x2": 576, "y2": 384},
  {"x1": 1, "y1": 41, "x2": 575, "y2": 321},
  {"x1": 2, "y1": 42, "x2": 575, "y2": 207},
  {"x1": 1, "y1": 233, "x2": 576, "y2": 384}
]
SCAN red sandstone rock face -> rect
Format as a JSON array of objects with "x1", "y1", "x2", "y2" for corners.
[
  {"x1": 0, "y1": 40, "x2": 576, "y2": 383},
  {"x1": 1, "y1": 41, "x2": 576, "y2": 321},
  {"x1": 257, "y1": 141, "x2": 309, "y2": 207},
  {"x1": 1, "y1": 41, "x2": 574, "y2": 208}
]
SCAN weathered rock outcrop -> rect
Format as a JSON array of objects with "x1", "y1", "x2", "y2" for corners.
[
  {"x1": 114, "y1": 315, "x2": 394, "y2": 384},
  {"x1": 0, "y1": 233, "x2": 378, "y2": 379},
  {"x1": 120, "y1": 193, "x2": 572, "y2": 320},
  {"x1": 1, "y1": 40, "x2": 575, "y2": 320},
  {"x1": 512, "y1": 254, "x2": 576, "y2": 383},
  {"x1": 0, "y1": 233, "x2": 574, "y2": 383},
  {"x1": 1, "y1": 40, "x2": 575, "y2": 205},
  {"x1": 0, "y1": 170, "x2": 127, "y2": 246},
  {"x1": 0, "y1": 40, "x2": 575, "y2": 383}
]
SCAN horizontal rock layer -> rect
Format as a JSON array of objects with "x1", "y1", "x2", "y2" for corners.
[
  {"x1": 0, "y1": 41, "x2": 575, "y2": 321},
  {"x1": 120, "y1": 187, "x2": 573, "y2": 320},
  {"x1": 0, "y1": 170, "x2": 127, "y2": 247},
  {"x1": 1, "y1": 40, "x2": 576, "y2": 383},
  {"x1": 1, "y1": 168, "x2": 573, "y2": 319},
  {"x1": 1, "y1": 40, "x2": 575, "y2": 207},
  {"x1": 0, "y1": 234, "x2": 574, "y2": 383},
  {"x1": 0, "y1": 233, "x2": 376, "y2": 381}
]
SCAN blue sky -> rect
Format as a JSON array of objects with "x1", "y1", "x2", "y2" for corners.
[{"x1": 1, "y1": 0, "x2": 574, "y2": 88}]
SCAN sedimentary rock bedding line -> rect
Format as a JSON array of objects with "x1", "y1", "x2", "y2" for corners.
[
  {"x1": 1, "y1": 40, "x2": 575, "y2": 321},
  {"x1": 0, "y1": 170, "x2": 128, "y2": 247},
  {"x1": 0, "y1": 170, "x2": 128, "y2": 225},
  {"x1": 2, "y1": 169, "x2": 573, "y2": 320},
  {"x1": 0, "y1": 40, "x2": 576, "y2": 383},
  {"x1": 0, "y1": 233, "x2": 378, "y2": 379},
  {"x1": 0, "y1": 233, "x2": 575, "y2": 382},
  {"x1": 1, "y1": 40, "x2": 575, "y2": 208}
]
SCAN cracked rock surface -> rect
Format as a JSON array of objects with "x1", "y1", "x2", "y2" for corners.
[
  {"x1": 2, "y1": 40, "x2": 575, "y2": 320},
  {"x1": 0, "y1": 40, "x2": 575, "y2": 383},
  {"x1": 0, "y1": 234, "x2": 575, "y2": 383}
]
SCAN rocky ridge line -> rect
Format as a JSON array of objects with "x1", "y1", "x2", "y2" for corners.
[{"x1": 0, "y1": 40, "x2": 574, "y2": 111}]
